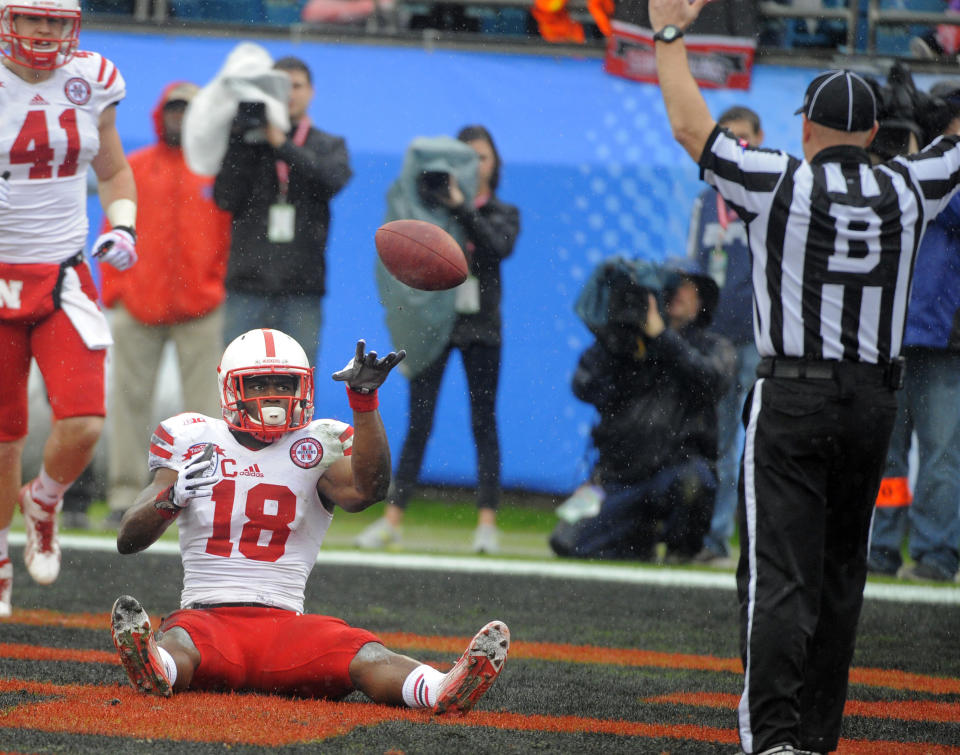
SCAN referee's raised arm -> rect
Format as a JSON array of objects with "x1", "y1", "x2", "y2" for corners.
[{"x1": 648, "y1": 0, "x2": 716, "y2": 160}]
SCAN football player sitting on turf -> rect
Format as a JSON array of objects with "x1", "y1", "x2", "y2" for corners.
[{"x1": 110, "y1": 328, "x2": 509, "y2": 713}]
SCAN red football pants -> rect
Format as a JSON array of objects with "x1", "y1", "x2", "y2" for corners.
[
  {"x1": 161, "y1": 606, "x2": 382, "y2": 698},
  {"x1": 0, "y1": 259, "x2": 106, "y2": 442}
]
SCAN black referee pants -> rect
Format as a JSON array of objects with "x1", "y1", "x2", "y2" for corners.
[{"x1": 736, "y1": 370, "x2": 897, "y2": 754}]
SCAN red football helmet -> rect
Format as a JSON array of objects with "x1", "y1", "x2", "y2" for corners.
[
  {"x1": 0, "y1": 0, "x2": 81, "y2": 71},
  {"x1": 218, "y1": 329, "x2": 315, "y2": 442}
]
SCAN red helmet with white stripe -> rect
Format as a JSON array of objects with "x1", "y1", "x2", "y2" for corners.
[
  {"x1": 218, "y1": 329, "x2": 315, "y2": 442},
  {"x1": 0, "y1": 1, "x2": 81, "y2": 71}
]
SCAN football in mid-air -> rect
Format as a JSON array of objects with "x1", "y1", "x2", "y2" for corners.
[{"x1": 375, "y1": 219, "x2": 468, "y2": 291}]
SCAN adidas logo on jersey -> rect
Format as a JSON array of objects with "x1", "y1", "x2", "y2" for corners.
[
  {"x1": 238, "y1": 464, "x2": 264, "y2": 478},
  {"x1": 29, "y1": 94, "x2": 49, "y2": 106}
]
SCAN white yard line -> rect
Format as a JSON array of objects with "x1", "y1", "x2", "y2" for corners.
[{"x1": 16, "y1": 533, "x2": 959, "y2": 605}]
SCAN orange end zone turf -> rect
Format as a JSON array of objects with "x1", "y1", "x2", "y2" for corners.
[
  {"x1": 0, "y1": 679, "x2": 956, "y2": 752},
  {"x1": 3, "y1": 608, "x2": 959, "y2": 751}
]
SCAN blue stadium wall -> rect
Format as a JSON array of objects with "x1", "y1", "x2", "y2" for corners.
[{"x1": 82, "y1": 30, "x2": 936, "y2": 494}]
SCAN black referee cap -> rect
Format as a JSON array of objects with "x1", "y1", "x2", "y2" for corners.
[{"x1": 795, "y1": 70, "x2": 877, "y2": 132}]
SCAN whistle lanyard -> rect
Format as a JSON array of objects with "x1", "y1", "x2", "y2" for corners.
[
  {"x1": 716, "y1": 192, "x2": 737, "y2": 231},
  {"x1": 275, "y1": 116, "x2": 311, "y2": 199}
]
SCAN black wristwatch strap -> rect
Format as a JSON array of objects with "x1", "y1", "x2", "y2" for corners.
[{"x1": 653, "y1": 25, "x2": 684, "y2": 43}]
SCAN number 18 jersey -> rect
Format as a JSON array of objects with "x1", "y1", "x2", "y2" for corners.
[{"x1": 149, "y1": 412, "x2": 354, "y2": 614}]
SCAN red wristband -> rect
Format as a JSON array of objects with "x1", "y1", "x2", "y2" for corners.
[
  {"x1": 154, "y1": 484, "x2": 180, "y2": 520},
  {"x1": 346, "y1": 386, "x2": 379, "y2": 412}
]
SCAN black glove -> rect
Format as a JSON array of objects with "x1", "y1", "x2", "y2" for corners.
[{"x1": 332, "y1": 340, "x2": 406, "y2": 394}]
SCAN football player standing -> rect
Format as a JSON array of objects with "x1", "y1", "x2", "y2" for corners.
[{"x1": 0, "y1": 0, "x2": 138, "y2": 615}]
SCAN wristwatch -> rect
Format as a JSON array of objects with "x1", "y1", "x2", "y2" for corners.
[{"x1": 653, "y1": 24, "x2": 684, "y2": 43}]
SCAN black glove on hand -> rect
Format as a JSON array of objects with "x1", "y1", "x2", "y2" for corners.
[{"x1": 332, "y1": 340, "x2": 406, "y2": 394}]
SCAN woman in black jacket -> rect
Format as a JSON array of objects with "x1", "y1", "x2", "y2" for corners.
[{"x1": 356, "y1": 125, "x2": 520, "y2": 554}]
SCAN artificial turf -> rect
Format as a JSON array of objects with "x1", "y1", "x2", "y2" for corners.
[{"x1": 1, "y1": 539, "x2": 958, "y2": 753}]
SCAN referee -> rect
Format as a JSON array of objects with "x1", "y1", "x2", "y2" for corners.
[{"x1": 648, "y1": 1, "x2": 960, "y2": 753}]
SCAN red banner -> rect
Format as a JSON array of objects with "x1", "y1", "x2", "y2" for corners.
[{"x1": 604, "y1": 20, "x2": 756, "y2": 91}]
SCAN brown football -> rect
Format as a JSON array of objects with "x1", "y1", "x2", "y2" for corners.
[{"x1": 375, "y1": 219, "x2": 468, "y2": 291}]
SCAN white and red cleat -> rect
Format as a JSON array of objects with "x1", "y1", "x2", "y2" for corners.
[
  {"x1": 433, "y1": 620, "x2": 510, "y2": 715},
  {"x1": 0, "y1": 559, "x2": 12, "y2": 617},
  {"x1": 111, "y1": 595, "x2": 172, "y2": 697},
  {"x1": 19, "y1": 481, "x2": 61, "y2": 585}
]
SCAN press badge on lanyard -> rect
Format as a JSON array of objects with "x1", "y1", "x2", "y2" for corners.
[
  {"x1": 269, "y1": 117, "x2": 312, "y2": 243},
  {"x1": 268, "y1": 203, "x2": 295, "y2": 243}
]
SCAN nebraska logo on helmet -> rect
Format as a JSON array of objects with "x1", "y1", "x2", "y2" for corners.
[
  {"x1": 217, "y1": 328, "x2": 315, "y2": 444},
  {"x1": 290, "y1": 438, "x2": 323, "y2": 469},
  {"x1": 0, "y1": 1, "x2": 82, "y2": 71}
]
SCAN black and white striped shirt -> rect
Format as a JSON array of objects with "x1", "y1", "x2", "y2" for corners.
[{"x1": 699, "y1": 126, "x2": 960, "y2": 364}]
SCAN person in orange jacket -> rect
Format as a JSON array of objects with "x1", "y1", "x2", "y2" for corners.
[
  {"x1": 99, "y1": 81, "x2": 231, "y2": 529},
  {"x1": 531, "y1": 0, "x2": 613, "y2": 43}
]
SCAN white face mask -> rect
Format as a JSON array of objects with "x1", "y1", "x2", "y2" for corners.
[{"x1": 261, "y1": 406, "x2": 287, "y2": 427}]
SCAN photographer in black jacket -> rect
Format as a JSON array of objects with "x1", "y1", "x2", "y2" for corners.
[
  {"x1": 214, "y1": 56, "x2": 352, "y2": 356},
  {"x1": 551, "y1": 261, "x2": 735, "y2": 562}
]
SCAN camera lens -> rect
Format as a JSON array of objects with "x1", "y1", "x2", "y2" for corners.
[{"x1": 417, "y1": 171, "x2": 450, "y2": 206}]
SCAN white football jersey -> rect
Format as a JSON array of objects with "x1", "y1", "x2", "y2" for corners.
[
  {"x1": 0, "y1": 52, "x2": 126, "y2": 264},
  {"x1": 149, "y1": 412, "x2": 355, "y2": 614}
]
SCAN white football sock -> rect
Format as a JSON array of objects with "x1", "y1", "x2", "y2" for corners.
[
  {"x1": 31, "y1": 466, "x2": 70, "y2": 509},
  {"x1": 401, "y1": 664, "x2": 445, "y2": 708},
  {"x1": 0, "y1": 526, "x2": 8, "y2": 562},
  {"x1": 156, "y1": 645, "x2": 178, "y2": 686}
]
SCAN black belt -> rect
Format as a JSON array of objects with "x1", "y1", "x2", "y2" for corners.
[
  {"x1": 61, "y1": 250, "x2": 84, "y2": 268},
  {"x1": 187, "y1": 602, "x2": 277, "y2": 610},
  {"x1": 757, "y1": 357, "x2": 905, "y2": 390},
  {"x1": 53, "y1": 250, "x2": 85, "y2": 310}
]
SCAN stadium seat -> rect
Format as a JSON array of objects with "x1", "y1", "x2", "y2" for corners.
[
  {"x1": 81, "y1": 0, "x2": 136, "y2": 13},
  {"x1": 874, "y1": 0, "x2": 945, "y2": 56},
  {"x1": 480, "y1": 7, "x2": 532, "y2": 35},
  {"x1": 772, "y1": 0, "x2": 847, "y2": 50},
  {"x1": 170, "y1": 0, "x2": 265, "y2": 22},
  {"x1": 263, "y1": 0, "x2": 309, "y2": 24}
]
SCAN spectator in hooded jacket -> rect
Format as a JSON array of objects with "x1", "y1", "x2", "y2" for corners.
[
  {"x1": 550, "y1": 263, "x2": 735, "y2": 562},
  {"x1": 867, "y1": 80, "x2": 960, "y2": 583},
  {"x1": 100, "y1": 81, "x2": 231, "y2": 529},
  {"x1": 688, "y1": 105, "x2": 764, "y2": 567}
]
